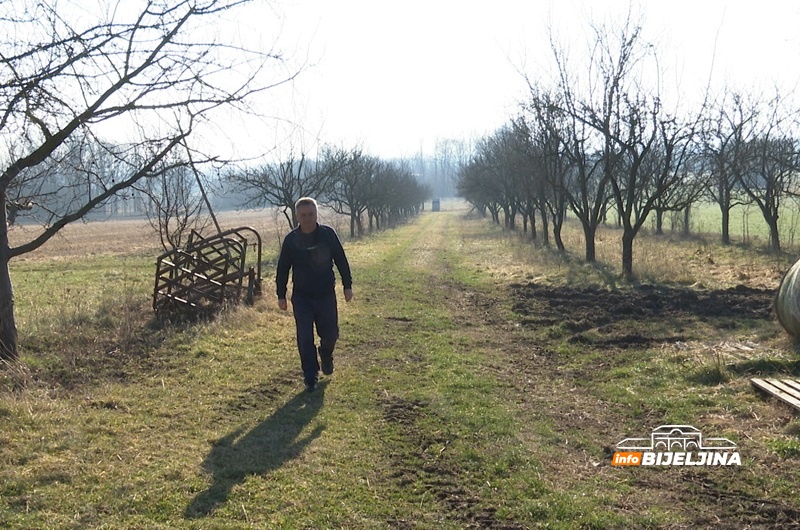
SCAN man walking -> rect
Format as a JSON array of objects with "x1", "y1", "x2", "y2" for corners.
[{"x1": 276, "y1": 197, "x2": 353, "y2": 392}]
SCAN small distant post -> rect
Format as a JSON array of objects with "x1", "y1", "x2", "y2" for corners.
[{"x1": 432, "y1": 198, "x2": 440, "y2": 212}]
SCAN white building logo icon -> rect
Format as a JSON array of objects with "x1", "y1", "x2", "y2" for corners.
[{"x1": 613, "y1": 425, "x2": 740, "y2": 467}]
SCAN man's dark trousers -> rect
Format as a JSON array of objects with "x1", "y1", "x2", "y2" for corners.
[{"x1": 291, "y1": 291, "x2": 338, "y2": 382}]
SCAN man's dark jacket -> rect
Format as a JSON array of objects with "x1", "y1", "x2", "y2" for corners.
[{"x1": 276, "y1": 223, "x2": 352, "y2": 299}]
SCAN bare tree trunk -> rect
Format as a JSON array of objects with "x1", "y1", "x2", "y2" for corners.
[
  {"x1": 655, "y1": 209, "x2": 664, "y2": 235},
  {"x1": 583, "y1": 223, "x2": 597, "y2": 262},
  {"x1": 553, "y1": 205, "x2": 566, "y2": 251},
  {"x1": 683, "y1": 204, "x2": 691, "y2": 237},
  {"x1": 553, "y1": 219, "x2": 566, "y2": 251},
  {"x1": 539, "y1": 208, "x2": 550, "y2": 246},
  {"x1": 0, "y1": 193, "x2": 17, "y2": 362},
  {"x1": 0, "y1": 258, "x2": 15, "y2": 362},
  {"x1": 721, "y1": 206, "x2": 731, "y2": 245},
  {"x1": 769, "y1": 220, "x2": 781, "y2": 253},
  {"x1": 622, "y1": 229, "x2": 635, "y2": 277}
]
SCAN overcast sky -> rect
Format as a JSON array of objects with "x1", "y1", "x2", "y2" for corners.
[{"x1": 234, "y1": 0, "x2": 800, "y2": 160}]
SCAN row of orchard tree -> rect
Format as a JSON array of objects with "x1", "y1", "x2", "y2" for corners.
[
  {"x1": 224, "y1": 146, "x2": 430, "y2": 239},
  {"x1": 7, "y1": 133, "x2": 430, "y2": 249},
  {"x1": 457, "y1": 14, "x2": 800, "y2": 277}
]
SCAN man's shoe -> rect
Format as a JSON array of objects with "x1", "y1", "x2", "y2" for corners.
[
  {"x1": 321, "y1": 355, "x2": 334, "y2": 376},
  {"x1": 305, "y1": 378, "x2": 318, "y2": 393}
]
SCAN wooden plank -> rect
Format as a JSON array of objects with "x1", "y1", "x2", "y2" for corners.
[
  {"x1": 751, "y1": 378, "x2": 800, "y2": 399},
  {"x1": 751, "y1": 378, "x2": 800, "y2": 411},
  {"x1": 768, "y1": 379, "x2": 800, "y2": 402},
  {"x1": 751, "y1": 378, "x2": 800, "y2": 412},
  {"x1": 779, "y1": 379, "x2": 800, "y2": 394}
]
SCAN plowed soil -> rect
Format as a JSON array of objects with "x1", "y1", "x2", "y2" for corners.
[{"x1": 511, "y1": 282, "x2": 776, "y2": 347}]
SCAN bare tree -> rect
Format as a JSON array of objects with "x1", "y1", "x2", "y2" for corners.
[
  {"x1": 560, "y1": 12, "x2": 699, "y2": 276},
  {"x1": 369, "y1": 161, "x2": 429, "y2": 228},
  {"x1": 137, "y1": 151, "x2": 211, "y2": 251},
  {"x1": 518, "y1": 101, "x2": 571, "y2": 251},
  {"x1": 738, "y1": 90, "x2": 800, "y2": 252},
  {"x1": 536, "y1": 8, "x2": 703, "y2": 275},
  {"x1": 455, "y1": 159, "x2": 502, "y2": 222},
  {"x1": 649, "y1": 141, "x2": 705, "y2": 237},
  {"x1": 227, "y1": 151, "x2": 322, "y2": 230},
  {"x1": 700, "y1": 90, "x2": 757, "y2": 244},
  {"x1": 226, "y1": 143, "x2": 356, "y2": 230},
  {"x1": 571, "y1": 13, "x2": 660, "y2": 277},
  {"x1": 535, "y1": 34, "x2": 613, "y2": 262},
  {"x1": 471, "y1": 128, "x2": 527, "y2": 230},
  {"x1": 0, "y1": 0, "x2": 296, "y2": 362},
  {"x1": 327, "y1": 147, "x2": 377, "y2": 238}
]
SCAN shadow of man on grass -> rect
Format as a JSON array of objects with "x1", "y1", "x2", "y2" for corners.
[{"x1": 185, "y1": 381, "x2": 327, "y2": 518}]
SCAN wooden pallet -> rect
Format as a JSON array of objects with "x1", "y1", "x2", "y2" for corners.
[{"x1": 751, "y1": 378, "x2": 800, "y2": 412}]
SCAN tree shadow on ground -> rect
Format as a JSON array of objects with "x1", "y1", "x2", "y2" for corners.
[
  {"x1": 728, "y1": 358, "x2": 800, "y2": 378},
  {"x1": 185, "y1": 382, "x2": 327, "y2": 518}
]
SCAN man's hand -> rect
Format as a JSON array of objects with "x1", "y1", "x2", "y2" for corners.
[
  {"x1": 344, "y1": 288, "x2": 354, "y2": 302},
  {"x1": 278, "y1": 298, "x2": 288, "y2": 311}
]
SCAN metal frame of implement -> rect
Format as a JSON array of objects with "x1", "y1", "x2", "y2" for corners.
[{"x1": 153, "y1": 226, "x2": 262, "y2": 314}]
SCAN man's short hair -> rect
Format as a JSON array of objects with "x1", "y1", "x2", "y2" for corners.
[{"x1": 295, "y1": 197, "x2": 318, "y2": 211}]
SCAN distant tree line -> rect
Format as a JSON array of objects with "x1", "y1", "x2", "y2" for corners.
[
  {"x1": 10, "y1": 137, "x2": 433, "y2": 244},
  {"x1": 405, "y1": 138, "x2": 473, "y2": 199},
  {"x1": 457, "y1": 13, "x2": 800, "y2": 277},
  {"x1": 223, "y1": 145, "x2": 431, "y2": 238}
]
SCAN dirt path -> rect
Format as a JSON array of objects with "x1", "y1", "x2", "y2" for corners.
[{"x1": 347, "y1": 212, "x2": 529, "y2": 528}]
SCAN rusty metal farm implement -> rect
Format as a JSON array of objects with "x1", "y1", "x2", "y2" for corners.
[{"x1": 153, "y1": 226, "x2": 262, "y2": 315}]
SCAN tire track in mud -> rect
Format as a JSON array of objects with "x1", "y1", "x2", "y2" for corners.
[{"x1": 377, "y1": 394, "x2": 526, "y2": 530}]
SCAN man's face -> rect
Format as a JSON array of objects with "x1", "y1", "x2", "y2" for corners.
[{"x1": 297, "y1": 204, "x2": 317, "y2": 231}]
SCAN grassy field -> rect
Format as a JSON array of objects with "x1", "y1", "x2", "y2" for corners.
[
  {"x1": 1, "y1": 204, "x2": 799, "y2": 528},
  {"x1": 686, "y1": 200, "x2": 800, "y2": 249}
]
